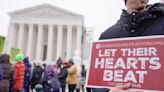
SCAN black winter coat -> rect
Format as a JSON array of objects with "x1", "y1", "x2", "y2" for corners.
[
  {"x1": 100, "y1": 3, "x2": 164, "y2": 40},
  {"x1": 58, "y1": 67, "x2": 68, "y2": 86},
  {"x1": 30, "y1": 65, "x2": 44, "y2": 89},
  {"x1": 97, "y1": 3, "x2": 164, "y2": 92}
]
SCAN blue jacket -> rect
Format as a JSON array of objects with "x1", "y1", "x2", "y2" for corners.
[
  {"x1": 0, "y1": 65, "x2": 3, "y2": 81},
  {"x1": 40, "y1": 65, "x2": 60, "y2": 92},
  {"x1": 23, "y1": 58, "x2": 32, "y2": 88}
]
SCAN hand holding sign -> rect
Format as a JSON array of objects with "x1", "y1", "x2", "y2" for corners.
[{"x1": 87, "y1": 35, "x2": 164, "y2": 91}]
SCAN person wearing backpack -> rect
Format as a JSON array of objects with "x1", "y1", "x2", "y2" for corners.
[
  {"x1": 67, "y1": 59, "x2": 78, "y2": 92},
  {"x1": 58, "y1": 61, "x2": 69, "y2": 92},
  {"x1": 40, "y1": 65, "x2": 61, "y2": 92},
  {"x1": 23, "y1": 57, "x2": 32, "y2": 92},
  {"x1": 30, "y1": 62, "x2": 44, "y2": 92},
  {"x1": 13, "y1": 54, "x2": 26, "y2": 92}
]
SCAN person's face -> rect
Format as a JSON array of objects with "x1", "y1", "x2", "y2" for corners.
[{"x1": 126, "y1": 0, "x2": 149, "y2": 13}]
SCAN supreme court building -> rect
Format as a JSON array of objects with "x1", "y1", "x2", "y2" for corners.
[{"x1": 6, "y1": 4, "x2": 84, "y2": 63}]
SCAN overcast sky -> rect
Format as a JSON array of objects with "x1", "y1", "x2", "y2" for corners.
[{"x1": 0, "y1": 0, "x2": 159, "y2": 40}]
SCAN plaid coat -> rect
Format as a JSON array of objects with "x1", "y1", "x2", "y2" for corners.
[{"x1": 13, "y1": 62, "x2": 25, "y2": 90}]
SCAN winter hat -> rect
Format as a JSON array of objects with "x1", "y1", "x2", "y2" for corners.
[
  {"x1": 35, "y1": 84, "x2": 43, "y2": 92},
  {"x1": 15, "y1": 53, "x2": 24, "y2": 62},
  {"x1": 45, "y1": 65, "x2": 55, "y2": 76},
  {"x1": 62, "y1": 61, "x2": 69, "y2": 65}
]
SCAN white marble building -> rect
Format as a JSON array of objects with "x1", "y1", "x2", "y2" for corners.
[
  {"x1": 82, "y1": 28, "x2": 93, "y2": 69},
  {"x1": 6, "y1": 3, "x2": 84, "y2": 63},
  {"x1": 160, "y1": 0, "x2": 164, "y2": 3}
]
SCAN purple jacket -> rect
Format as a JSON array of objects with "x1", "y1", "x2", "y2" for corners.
[{"x1": 41, "y1": 65, "x2": 60, "y2": 92}]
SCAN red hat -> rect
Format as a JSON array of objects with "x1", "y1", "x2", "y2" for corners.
[{"x1": 62, "y1": 61, "x2": 69, "y2": 66}]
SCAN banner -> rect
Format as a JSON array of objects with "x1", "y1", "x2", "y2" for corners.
[
  {"x1": 10, "y1": 47, "x2": 20, "y2": 64},
  {"x1": 87, "y1": 35, "x2": 164, "y2": 91},
  {"x1": 0, "y1": 36, "x2": 5, "y2": 54}
]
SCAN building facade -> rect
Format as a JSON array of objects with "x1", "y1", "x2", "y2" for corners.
[
  {"x1": 6, "y1": 4, "x2": 84, "y2": 63},
  {"x1": 160, "y1": 0, "x2": 164, "y2": 3},
  {"x1": 82, "y1": 27, "x2": 93, "y2": 69}
]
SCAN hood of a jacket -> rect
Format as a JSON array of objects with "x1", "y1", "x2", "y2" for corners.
[{"x1": 118, "y1": 3, "x2": 164, "y2": 33}]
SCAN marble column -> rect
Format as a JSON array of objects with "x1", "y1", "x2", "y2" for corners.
[
  {"x1": 56, "y1": 25, "x2": 63, "y2": 60},
  {"x1": 26, "y1": 24, "x2": 34, "y2": 59},
  {"x1": 46, "y1": 24, "x2": 54, "y2": 62},
  {"x1": 76, "y1": 25, "x2": 82, "y2": 53},
  {"x1": 66, "y1": 25, "x2": 72, "y2": 60},
  {"x1": 7, "y1": 23, "x2": 15, "y2": 53},
  {"x1": 36, "y1": 24, "x2": 43, "y2": 61},
  {"x1": 17, "y1": 23, "x2": 24, "y2": 53}
]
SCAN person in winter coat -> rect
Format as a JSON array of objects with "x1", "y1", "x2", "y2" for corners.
[
  {"x1": 13, "y1": 54, "x2": 26, "y2": 92},
  {"x1": 0, "y1": 54, "x2": 12, "y2": 92},
  {"x1": 58, "y1": 61, "x2": 69, "y2": 92},
  {"x1": 23, "y1": 57, "x2": 32, "y2": 92},
  {"x1": 67, "y1": 59, "x2": 78, "y2": 92},
  {"x1": 9, "y1": 68, "x2": 14, "y2": 92},
  {"x1": 81, "y1": 65, "x2": 87, "y2": 92},
  {"x1": 40, "y1": 65, "x2": 61, "y2": 92},
  {"x1": 98, "y1": 0, "x2": 164, "y2": 92},
  {"x1": 30, "y1": 62, "x2": 44, "y2": 91},
  {"x1": 100, "y1": 1, "x2": 164, "y2": 40},
  {"x1": 76, "y1": 65, "x2": 87, "y2": 92}
]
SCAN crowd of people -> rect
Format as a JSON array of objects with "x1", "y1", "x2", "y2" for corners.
[{"x1": 0, "y1": 54, "x2": 87, "y2": 92}]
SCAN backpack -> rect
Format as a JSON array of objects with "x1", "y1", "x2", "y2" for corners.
[
  {"x1": 30, "y1": 66, "x2": 44, "y2": 89},
  {"x1": 44, "y1": 76, "x2": 61, "y2": 92},
  {"x1": 32, "y1": 66, "x2": 43, "y2": 80}
]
